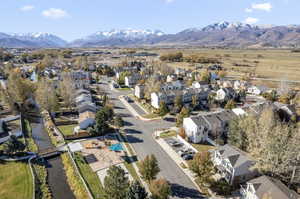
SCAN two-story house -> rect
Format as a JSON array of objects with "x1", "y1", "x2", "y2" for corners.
[
  {"x1": 134, "y1": 84, "x2": 145, "y2": 99},
  {"x1": 124, "y1": 74, "x2": 142, "y2": 88},
  {"x1": 183, "y1": 110, "x2": 236, "y2": 144},
  {"x1": 215, "y1": 87, "x2": 237, "y2": 101},
  {"x1": 211, "y1": 144, "x2": 258, "y2": 185},
  {"x1": 240, "y1": 175, "x2": 299, "y2": 199}
]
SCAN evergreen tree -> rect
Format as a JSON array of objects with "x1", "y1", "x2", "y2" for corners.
[
  {"x1": 126, "y1": 181, "x2": 148, "y2": 199},
  {"x1": 158, "y1": 101, "x2": 169, "y2": 116},
  {"x1": 139, "y1": 154, "x2": 160, "y2": 183},
  {"x1": 104, "y1": 165, "x2": 130, "y2": 199}
]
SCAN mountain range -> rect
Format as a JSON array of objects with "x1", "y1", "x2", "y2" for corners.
[{"x1": 1, "y1": 22, "x2": 300, "y2": 48}]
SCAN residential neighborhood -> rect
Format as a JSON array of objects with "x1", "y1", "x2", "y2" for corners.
[
  {"x1": 0, "y1": 45, "x2": 299, "y2": 199},
  {"x1": 1, "y1": 1, "x2": 300, "y2": 198}
]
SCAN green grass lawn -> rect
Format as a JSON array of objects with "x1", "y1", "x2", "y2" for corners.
[
  {"x1": 124, "y1": 160, "x2": 140, "y2": 182},
  {"x1": 74, "y1": 153, "x2": 105, "y2": 199},
  {"x1": 142, "y1": 113, "x2": 161, "y2": 119},
  {"x1": 58, "y1": 124, "x2": 77, "y2": 136},
  {"x1": 191, "y1": 143, "x2": 215, "y2": 152},
  {"x1": 117, "y1": 87, "x2": 131, "y2": 91},
  {"x1": 160, "y1": 130, "x2": 177, "y2": 139},
  {"x1": 0, "y1": 161, "x2": 33, "y2": 199}
]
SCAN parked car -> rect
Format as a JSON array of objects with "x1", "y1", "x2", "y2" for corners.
[
  {"x1": 182, "y1": 154, "x2": 193, "y2": 160},
  {"x1": 169, "y1": 140, "x2": 183, "y2": 147}
]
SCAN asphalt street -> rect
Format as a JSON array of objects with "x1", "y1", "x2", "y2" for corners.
[{"x1": 101, "y1": 79, "x2": 205, "y2": 199}]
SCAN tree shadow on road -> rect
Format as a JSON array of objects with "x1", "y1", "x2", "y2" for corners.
[
  {"x1": 170, "y1": 183, "x2": 205, "y2": 199},
  {"x1": 163, "y1": 117, "x2": 176, "y2": 123},
  {"x1": 123, "y1": 121, "x2": 134, "y2": 127},
  {"x1": 124, "y1": 128, "x2": 142, "y2": 134},
  {"x1": 114, "y1": 106, "x2": 125, "y2": 110},
  {"x1": 118, "y1": 113, "x2": 132, "y2": 118},
  {"x1": 126, "y1": 135, "x2": 144, "y2": 143}
]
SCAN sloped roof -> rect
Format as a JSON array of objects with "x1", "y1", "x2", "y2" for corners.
[
  {"x1": 248, "y1": 175, "x2": 300, "y2": 199},
  {"x1": 216, "y1": 144, "x2": 255, "y2": 176}
]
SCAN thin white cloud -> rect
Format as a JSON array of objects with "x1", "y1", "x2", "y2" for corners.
[
  {"x1": 245, "y1": 17, "x2": 259, "y2": 24},
  {"x1": 20, "y1": 5, "x2": 35, "y2": 12},
  {"x1": 245, "y1": 8, "x2": 253, "y2": 13},
  {"x1": 42, "y1": 8, "x2": 69, "y2": 19},
  {"x1": 165, "y1": 0, "x2": 175, "y2": 3},
  {"x1": 251, "y1": 2, "x2": 272, "y2": 12}
]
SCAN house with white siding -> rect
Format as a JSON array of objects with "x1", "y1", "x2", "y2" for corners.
[
  {"x1": 240, "y1": 175, "x2": 299, "y2": 199},
  {"x1": 211, "y1": 144, "x2": 258, "y2": 185}
]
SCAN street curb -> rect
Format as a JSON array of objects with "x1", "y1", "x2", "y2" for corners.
[
  {"x1": 153, "y1": 131, "x2": 206, "y2": 196},
  {"x1": 116, "y1": 132, "x2": 151, "y2": 194},
  {"x1": 118, "y1": 95, "x2": 161, "y2": 122}
]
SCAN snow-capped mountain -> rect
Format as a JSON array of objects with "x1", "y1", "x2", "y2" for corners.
[
  {"x1": 201, "y1": 21, "x2": 255, "y2": 31},
  {"x1": 70, "y1": 29, "x2": 165, "y2": 47},
  {"x1": 11, "y1": 32, "x2": 67, "y2": 47},
  {"x1": 1, "y1": 22, "x2": 300, "y2": 48},
  {"x1": 0, "y1": 32, "x2": 67, "y2": 48}
]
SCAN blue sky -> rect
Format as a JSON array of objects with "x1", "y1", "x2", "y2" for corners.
[{"x1": 0, "y1": 0, "x2": 298, "y2": 41}]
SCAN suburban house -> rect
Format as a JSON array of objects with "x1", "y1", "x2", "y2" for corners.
[
  {"x1": 75, "y1": 111, "x2": 96, "y2": 133},
  {"x1": 183, "y1": 109, "x2": 236, "y2": 144},
  {"x1": 61, "y1": 70, "x2": 91, "y2": 89},
  {"x1": 151, "y1": 88, "x2": 210, "y2": 109},
  {"x1": 247, "y1": 85, "x2": 268, "y2": 95},
  {"x1": 234, "y1": 80, "x2": 249, "y2": 91},
  {"x1": 166, "y1": 74, "x2": 178, "y2": 82},
  {"x1": 211, "y1": 144, "x2": 258, "y2": 185},
  {"x1": 273, "y1": 102, "x2": 297, "y2": 122},
  {"x1": 134, "y1": 84, "x2": 145, "y2": 99},
  {"x1": 215, "y1": 87, "x2": 237, "y2": 101},
  {"x1": 74, "y1": 89, "x2": 97, "y2": 133},
  {"x1": 124, "y1": 74, "x2": 142, "y2": 88},
  {"x1": 0, "y1": 120, "x2": 10, "y2": 144},
  {"x1": 240, "y1": 175, "x2": 300, "y2": 199},
  {"x1": 192, "y1": 81, "x2": 210, "y2": 89},
  {"x1": 161, "y1": 80, "x2": 184, "y2": 91}
]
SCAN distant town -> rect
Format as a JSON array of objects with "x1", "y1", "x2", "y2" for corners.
[{"x1": 0, "y1": 46, "x2": 299, "y2": 199}]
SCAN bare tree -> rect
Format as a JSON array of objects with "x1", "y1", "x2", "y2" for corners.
[
  {"x1": 59, "y1": 73, "x2": 76, "y2": 109},
  {"x1": 35, "y1": 78, "x2": 59, "y2": 113}
]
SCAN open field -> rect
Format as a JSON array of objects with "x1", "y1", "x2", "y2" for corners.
[
  {"x1": 151, "y1": 48, "x2": 300, "y2": 83},
  {"x1": 0, "y1": 161, "x2": 33, "y2": 199}
]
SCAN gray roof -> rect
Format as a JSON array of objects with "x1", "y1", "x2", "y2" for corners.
[
  {"x1": 216, "y1": 144, "x2": 256, "y2": 177},
  {"x1": 190, "y1": 116, "x2": 210, "y2": 130},
  {"x1": 79, "y1": 118, "x2": 95, "y2": 130},
  {"x1": 247, "y1": 175, "x2": 300, "y2": 199},
  {"x1": 77, "y1": 103, "x2": 97, "y2": 113}
]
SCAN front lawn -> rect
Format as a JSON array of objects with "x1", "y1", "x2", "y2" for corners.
[
  {"x1": 117, "y1": 87, "x2": 131, "y2": 91},
  {"x1": 142, "y1": 113, "x2": 161, "y2": 119},
  {"x1": 58, "y1": 124, "x2": 77, "y2": 136},
  {"x1": 74, "y1": 152, "x2": 105, "y2": 199},
  {"x1": 0, "y1": 161, "x2": 33, "y2": 199},
  {"x1": 160, "y1": 131, "x2": 177, "y2": 139},
  {"x1": 191, "y1": 143, "x2": 215, "y2": 152}
]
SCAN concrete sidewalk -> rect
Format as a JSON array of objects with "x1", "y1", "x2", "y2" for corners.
[
  {"x1": 119, "y1": 95, "x2": 161, "y2": 121},
  {"x1": 154, "y1": 135, "x2": 210, "y2": 198}
]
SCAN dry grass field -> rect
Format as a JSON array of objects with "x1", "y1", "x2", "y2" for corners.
[{"x1": 151, "y1": 48, "x2": 300, "y2": 82}]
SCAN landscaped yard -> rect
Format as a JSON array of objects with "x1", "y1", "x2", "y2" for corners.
[
  {"x1": 160, "y1": 130, "x2": 177, "y2": 139},
  {"x1": 74, "y1": 152, "x2": 105, "y2": 199},
  {"x1": 191, "y1": 143, "x2": 215, "y2": 152},
  {"x1": 0, "y1": 161, "x2": 33, "y2": 199},
  {"x1": 58, "y1": 124, "x2": 77, "y2": 136}
]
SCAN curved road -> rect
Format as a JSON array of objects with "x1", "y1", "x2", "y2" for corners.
[{"x1": 101, "y1": 79, "x2": 204, "y2": 199}]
